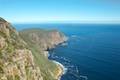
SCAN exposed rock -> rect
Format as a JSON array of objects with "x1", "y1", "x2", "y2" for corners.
[
  {"x1": 48, "y1": 30, "x2": 67, "y2": 46},
  {"x1": 0, "y1": 18, "x2": 43, "y2": 80}
]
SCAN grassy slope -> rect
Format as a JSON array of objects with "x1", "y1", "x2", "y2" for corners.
[{"x1": 20, "y1": 29, "x2": 59, "y2": 80}]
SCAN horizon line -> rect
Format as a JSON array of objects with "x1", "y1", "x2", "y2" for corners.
[{"x1": 12, "y1": 21, "x2": 120, "y2": 24}]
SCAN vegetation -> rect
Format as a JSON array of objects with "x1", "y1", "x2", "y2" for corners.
[
  {"x1": 20, "y1": 29, "x2": 62, "y2": 80},
  {"x1": 0, "y1": 18, "x2": 43, "y2": 80},
  {"x1": 0, "y1": 17, "x2": 65, "y2": 80}
]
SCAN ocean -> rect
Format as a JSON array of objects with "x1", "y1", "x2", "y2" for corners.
[{"x1": 14, "y1": 24, "x2": 120, "y2": 80}]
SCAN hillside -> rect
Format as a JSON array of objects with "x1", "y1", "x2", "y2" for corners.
[
  {"x1": 0, "y1": 17, "x2": 67, "y2": 80},
  {"x1": 20, "y1": 28, "x2": 67, "y2": 51},
  {"x1": 0, "y1": 18, "x2": 43, "y2": 80},
  {"x1": 20, "y1": 28, "x2": 67, "y2": 80}
]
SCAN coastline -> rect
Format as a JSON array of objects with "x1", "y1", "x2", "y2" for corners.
[
  {"x1": 52, "y1": 60, "x2": 67, "y2": 80},
  {"x1": 47, "y1": 41, "x2": 68, "y2": 80},
  {"x1": 45, "y1": 36, "x2": 68, "y2": 80},
  {"x1": 46, "y1": 50, "x2": 67, "y2": 80}
]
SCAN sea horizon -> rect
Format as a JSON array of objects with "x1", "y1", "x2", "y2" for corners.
[{"x1": 1, "y1": 0, "x2": 120, "y2": 80}]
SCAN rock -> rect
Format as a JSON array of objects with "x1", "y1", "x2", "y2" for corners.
[
  {"x1": 48, "y1": 30, "x2": 67, "y2": 46},
  {"x1": 0, "y1": 18, "x2": 43, "y2": 80}
]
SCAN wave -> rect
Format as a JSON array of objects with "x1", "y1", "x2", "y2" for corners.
[{"x1": 50, "y1": 54, "x2": 88, "y2": 80}]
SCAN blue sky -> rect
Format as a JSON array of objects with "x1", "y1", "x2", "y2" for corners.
[{"x1": 0, "y1": 0, "x2": 120, "y2": 23}]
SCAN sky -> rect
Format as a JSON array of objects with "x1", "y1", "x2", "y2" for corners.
[{"x1": 0, "y1": 0, "x2": 120, "y2": 23}]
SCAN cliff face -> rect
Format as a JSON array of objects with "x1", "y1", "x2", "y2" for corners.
[
  {"x1": 0, "y1": 18, "x2": 43, "y2": 80},
  {"x1": 48, "y1": 30, "x2": 67, "y2": 47},
  {"x1": 0, "y1": 17, "x2": 67, "y2": 80}
]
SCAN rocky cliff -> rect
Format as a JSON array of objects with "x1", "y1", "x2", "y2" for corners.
[
  {"x1": 0, "y1": 17, "x2": 67, "y2": 80},
  {"x1": 0, "y1": 18, "x2": 44, "y2": 80}
]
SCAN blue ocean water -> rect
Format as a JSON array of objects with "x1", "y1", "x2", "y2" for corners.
[{"x1": 14, "y1": 24, "x2": 120, "y2": 80}]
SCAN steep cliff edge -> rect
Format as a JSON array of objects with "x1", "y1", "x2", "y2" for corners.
[
  {"x1": 0, "y1": 18, "x2": 43, "y2": 80},
  {"x1": 0, "y1": 17, "x2": 67, "y2": 80}
]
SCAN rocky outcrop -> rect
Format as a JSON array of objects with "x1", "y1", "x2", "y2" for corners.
[
  {"x1": 2, "y1": 49, "x2": 43, "y2": 80},
  {"x1": 48, "y1": 30, "x2": 67, "y2": 46},
  {"x1": 0, "y1": 17, "x2": 43, "y2": 80}
]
